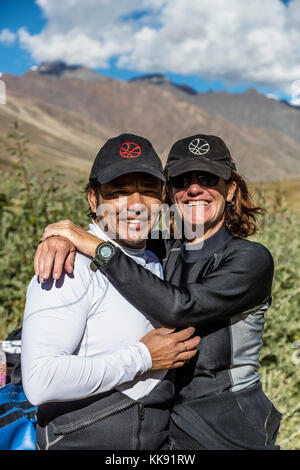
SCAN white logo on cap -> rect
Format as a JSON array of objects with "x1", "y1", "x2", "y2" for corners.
[{"x1": 189, "y1": 138, "x2": 210, "y2": 156}]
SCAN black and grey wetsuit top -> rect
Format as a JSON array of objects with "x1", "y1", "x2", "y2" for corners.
[
  {"x1": 100, "y1": 225, "x2": 280, "y2": 448},
  {"x1": 171, "y1": 226, "x2": 271, "y2": 397},
  {"x1": 101, "y1": 225, "x2": 273, "y2": 396}
]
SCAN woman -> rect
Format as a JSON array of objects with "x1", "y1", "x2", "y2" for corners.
[{"x1": 35, "y1": 133, "x2": 282, "y2": 450}]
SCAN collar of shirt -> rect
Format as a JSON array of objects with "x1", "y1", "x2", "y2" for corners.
[{"x1": 181, "y1": 224, "x2": 232, "y2": 262}]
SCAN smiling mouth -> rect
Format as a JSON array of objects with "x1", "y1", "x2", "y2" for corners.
[
  {"x1": 120, "y1": 218, "x2": 149, "y2": 228},
  {"x1": 185, "y1": 201, "x2": 210, "y2": 207}
]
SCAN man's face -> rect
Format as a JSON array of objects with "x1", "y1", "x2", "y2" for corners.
[{"x1": 88, "y1": 172, "x2": 163, "y2": 249}]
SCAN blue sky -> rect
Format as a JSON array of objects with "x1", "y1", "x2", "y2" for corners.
[
  {"x1": 0, "y1": 0, "x2": 298, "y2": 102},
  {"x1": 0, "y1": 0, "x2": 45, "y2": 74}
]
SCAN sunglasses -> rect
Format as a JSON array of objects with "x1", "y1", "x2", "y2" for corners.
[{"x1": 169, "y1": 171, "x2": 220, "y2": 189}]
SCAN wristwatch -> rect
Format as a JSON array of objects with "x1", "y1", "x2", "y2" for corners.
[{"x1": 90, "y1": 241, "x2": 116, "y2": 272}]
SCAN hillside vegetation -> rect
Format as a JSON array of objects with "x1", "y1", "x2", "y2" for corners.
[{"x1": 0, "y1": 124, "x2": 299, "y2": 449}]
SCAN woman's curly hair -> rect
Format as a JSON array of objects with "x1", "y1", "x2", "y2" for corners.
[
  {"x1": 163, "y1": 170, "x2": 265, "y2": 238},
  {"x1": 223, "y1": 170, "x2": 265, "y2": 237}
]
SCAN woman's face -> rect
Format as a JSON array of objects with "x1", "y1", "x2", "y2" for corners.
[{"x1": 169, "y1": 172, "x2": 236, "y2": 240}]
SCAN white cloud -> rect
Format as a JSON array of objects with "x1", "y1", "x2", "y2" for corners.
[
  {"x1": 18, "y1": 0, "x2": 162, "y2": 68},
  {"x1": 0, "y1": 28, "x2": 16, "y2": 45},
  {"x1": 17, "y1": 0, "x2": 300, "y2": 94},
  {"x1": 290, "y1": 79, "x2": 300, "y2": 106}
]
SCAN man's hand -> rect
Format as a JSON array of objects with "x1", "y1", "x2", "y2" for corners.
[{"x1": 140, "y1": 327, "x2": 200, "y2": 370}]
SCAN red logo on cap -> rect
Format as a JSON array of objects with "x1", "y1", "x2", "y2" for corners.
[{"x1": 120, "y1": 142, "x2": 142, "y2": 159}]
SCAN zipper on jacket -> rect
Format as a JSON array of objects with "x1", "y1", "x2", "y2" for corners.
[
  {"x1": 53, "y1": 398, "x2": 137, "y2": 435},
  {"x1": 136, "y1": 402, "x2": 145, "y2": 450}
]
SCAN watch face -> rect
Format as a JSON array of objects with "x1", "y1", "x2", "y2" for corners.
[
  {"x1": 91, "y1": 242, "x2": 116, "y2": 272},
  {"x1": 99, "y1": 244, "x2": 114, "y2": 259}
]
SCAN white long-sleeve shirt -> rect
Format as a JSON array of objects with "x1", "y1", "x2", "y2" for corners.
[{"x1": 21, "y1": 222, "x2": 167, "y2": 406}]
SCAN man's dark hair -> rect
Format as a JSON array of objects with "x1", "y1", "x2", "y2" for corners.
[{"x1": 84, "y1": 181, "x2": 101, "y2": 220}]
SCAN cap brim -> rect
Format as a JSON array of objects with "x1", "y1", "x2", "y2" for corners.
[
  {"x1": 95, "y1": 162, "x2": 165, "y2": 184},
  {"x1": 166, "y1": 160, "x2": 232, "y2": 180}
]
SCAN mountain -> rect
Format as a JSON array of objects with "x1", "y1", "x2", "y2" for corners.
[
  {"x1": 1, "y1": 64, "x2": 300, "y2": 183},
  {"x1": 130, "y1": 75, "x2": 300, "y2": 144},
  {"x1": 194, "y1": 88, "x2": 300, "y2": 145},
  {"x1": 129, "y1": 74, "x2": 197, "y2": 95},
  {"x1": 0, "y1": 88, "x2": 108, "y2": 179},
  {"x1": 31, "y1": 61, "x2": 111, "y2": 82}
]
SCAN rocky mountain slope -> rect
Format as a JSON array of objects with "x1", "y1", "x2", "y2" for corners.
[
  {"x1": 130, "y1": 74, "x2": 300, "y2": 144},
  {"x1": 1, "y1": 64, "x2": 300, "y2": 182}
]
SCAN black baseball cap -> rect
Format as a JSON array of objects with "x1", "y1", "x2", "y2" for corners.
[
  {"x1": 89, "y1": 133, "x2": 164, "y2": 183},
  {"x1": 165, "y1": 134, "x2": 237, "y2": 180}
]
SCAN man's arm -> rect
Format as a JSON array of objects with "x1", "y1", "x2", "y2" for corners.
[{"x1": 22, "y1": 257, "x2": 199, "y2": 405}]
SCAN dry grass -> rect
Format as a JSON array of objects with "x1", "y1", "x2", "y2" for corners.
[{"x1": 249, "y1": 178, "x2": 300, "y2": 212}]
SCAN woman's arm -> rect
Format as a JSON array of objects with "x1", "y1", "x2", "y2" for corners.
[
  {"x1": 36, "y1": 221, "x2": 274, "y2": 330},
  {"x1": 100, "y1": 243, "x2": 274, "y2": 329}
]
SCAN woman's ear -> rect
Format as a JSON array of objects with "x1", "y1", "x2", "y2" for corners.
[{"x1": 87, "y1": 190, "x2": 98, "y2": 214}]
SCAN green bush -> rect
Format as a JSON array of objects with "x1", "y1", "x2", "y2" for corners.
[
  {"x1": 0, "y1": 123, "x2": 88, "y2": 336},
  {"x1": 251, "y1": 187, "x2": 300, "y2": 450},
  {"x1": 0, "y1": 125, "x2": 299, "y2": 449}
]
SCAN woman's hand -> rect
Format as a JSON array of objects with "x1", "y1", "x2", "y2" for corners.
[
  {"x1": 35, "y1": 220, "x2": 104, "y2": 281},
  {"x1": 140, "y1": 327, "x2": 200, "y2": 370},
  {"x1": 34, "y1": 236, "x2": 76, "y2": 282},
  {"x1": 42, "y1": 220, "x2": 103, "y2": 256}
]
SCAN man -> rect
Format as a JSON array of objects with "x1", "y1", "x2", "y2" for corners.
[{"x1": 21, "y1": 133, "x2": 199, "y2": 450}]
